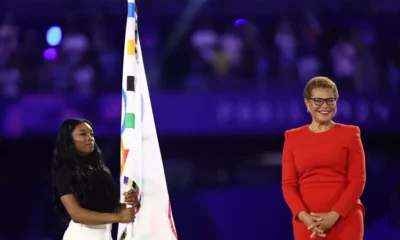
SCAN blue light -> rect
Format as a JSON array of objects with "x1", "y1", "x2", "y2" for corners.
[
  {"x1": 46, "y1": 26, "x2": 62, "y2": 46},
  {"x1": 234, "y1": 19, "x2": 247, "y2": 27},
  {"x1": 43, "y1": 48, "x2": 58, "y2": 61}
]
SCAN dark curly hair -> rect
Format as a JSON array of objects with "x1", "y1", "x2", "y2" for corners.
[
  {"x1": 303, "y1": 76, "x2": 339, "y2": 100},
  {"x1": 51, "y1": 118, "x2": 118, "y2": 223}
]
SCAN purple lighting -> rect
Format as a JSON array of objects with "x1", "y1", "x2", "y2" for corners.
[
  {"x1": 234, "y1": 19, "x2": 247, "y2": 27},
  {"x1": 43, "y1": 48, "x2": 57, "y2": 61}
]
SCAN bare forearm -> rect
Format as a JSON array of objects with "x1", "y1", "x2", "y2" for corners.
[{"x1": 71, "y1": 208, "x2": 120, "y2": 225}]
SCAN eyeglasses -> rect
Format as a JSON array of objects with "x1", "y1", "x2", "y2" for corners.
[{"x1": 308, "y1": 98, "x2": 336, "y2": 106}]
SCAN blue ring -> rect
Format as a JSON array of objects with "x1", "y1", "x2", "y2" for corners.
[{"x1": 121, "y1": 89, "x2": 127, "y2": 134}]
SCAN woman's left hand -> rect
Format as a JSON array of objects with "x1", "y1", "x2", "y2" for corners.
[
  {"x1": 308, "y1": 211, "x2": 341, "y2": 233},
  {"x1": 123, "y1": 189, "x2": 138, "y2": 206}
]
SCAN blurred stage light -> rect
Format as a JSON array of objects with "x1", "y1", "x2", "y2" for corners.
[
  {"x1": 46, "y1": 26, "x2": 62, "y2": 46},
  {"x1": 43, "y1": 48, "x2": 58, "y2": 61},
  {"x1": 234, "y1": 19, "x2": 247, "y2": 27}
]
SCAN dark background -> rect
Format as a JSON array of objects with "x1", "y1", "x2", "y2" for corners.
[{"x1": 0, "y1": 0, "x2": 400, "y2": 239}]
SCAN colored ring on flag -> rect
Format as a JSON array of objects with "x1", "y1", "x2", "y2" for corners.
[{"x1": 121, "y1": 89, "x2": 127, "y2": 134}]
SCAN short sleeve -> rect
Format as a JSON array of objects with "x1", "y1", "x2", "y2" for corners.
[{"x1": 55, "y1": 166, "x2": 74, "y2": 197}]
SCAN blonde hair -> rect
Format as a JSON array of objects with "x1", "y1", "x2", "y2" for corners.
[{"x1": 303, "y1": 76, "x2": 339, "y2": 99}]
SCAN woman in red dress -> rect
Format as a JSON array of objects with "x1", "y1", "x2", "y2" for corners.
[{"x1": 282, "y1": 77, "x2": 366, "y2": 239}]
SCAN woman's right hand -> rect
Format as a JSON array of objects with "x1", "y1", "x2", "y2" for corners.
[
  {"x1": 298, "y1": 211, "x2": 326, "y2": 238},
  {"x1": 117, "y1": 205, "x2": 136, "y2": 223}
]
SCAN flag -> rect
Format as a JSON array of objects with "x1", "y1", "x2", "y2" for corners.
[{"x1": 118, "y1": 1, "x2": 178, "y2": 239}]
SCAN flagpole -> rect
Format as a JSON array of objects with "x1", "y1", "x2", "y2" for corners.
[
  {"x1": 119, "y1": 0, "x2": 139, "y2": 239},
  {"x1": 126, "y1": 186, "x2": 134, "y2": 238},
  {"x1": 118, "y1": 0, "x2": 177, "y2": 238}
]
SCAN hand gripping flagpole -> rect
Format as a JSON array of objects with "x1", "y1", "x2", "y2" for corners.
[{"x1": 125, "y1": 185, "x2": 134, "y2": 238}]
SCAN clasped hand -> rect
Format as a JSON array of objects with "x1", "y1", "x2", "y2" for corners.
[
  {"x1": 123, "y1": 189, "x2": 139, "y2": 207},
  {"x1": 117, "y1": 189, "x2": 139, "y2": 223},
  {"x1": 299, "y1": 211, "x2": 340, "y2": 238}
]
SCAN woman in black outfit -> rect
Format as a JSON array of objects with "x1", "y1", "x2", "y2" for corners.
[{"x1": 52, "y1": 118, "x2": 137, "y2": 240}]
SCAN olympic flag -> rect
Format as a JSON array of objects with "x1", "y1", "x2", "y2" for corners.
[{"x1": 118, "y1": 1, "x2": 178, "y2": 239}]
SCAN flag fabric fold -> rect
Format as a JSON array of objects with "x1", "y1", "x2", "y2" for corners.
[{"x1": 118, "y1": 1, "x2": 177, "y2": 239}]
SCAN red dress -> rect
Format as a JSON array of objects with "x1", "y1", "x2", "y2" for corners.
[{"x1": 282, "y1": 124, "x2": 366, "y2": 240}]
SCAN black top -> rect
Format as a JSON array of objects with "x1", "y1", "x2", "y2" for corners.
[{"x1": 55, "y1": 165, "x2": 120, "y2": 213}]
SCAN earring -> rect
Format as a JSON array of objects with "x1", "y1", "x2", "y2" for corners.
[{"x1": 307, "y1": 109, "x2": 309, "y2": 113}]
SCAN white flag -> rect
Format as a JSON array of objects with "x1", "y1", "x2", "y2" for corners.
[{"x1": 118, "y1": 1, "x2": 178, "y2": 239}]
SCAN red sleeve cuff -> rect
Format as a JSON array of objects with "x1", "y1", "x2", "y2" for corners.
[
  {"x1": 331, "y1": 206, "x2": 347, "y2": 218},
  {"x1": 292, "y1": 207, "x2": 308, "y2": 219}
]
